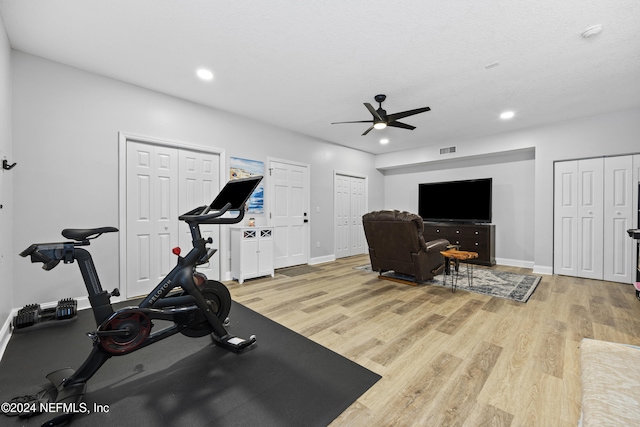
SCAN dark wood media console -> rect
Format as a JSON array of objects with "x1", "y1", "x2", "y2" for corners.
[{"x1": 423, "y1": 222, "x2": 495, "y2": 266}]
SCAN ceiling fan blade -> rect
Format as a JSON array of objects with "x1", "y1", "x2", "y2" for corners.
[
  {"x1": 362, "y1": 125, "x2": 375, "y2": 136},
  {"x1": 331, "y1": 120, "x2": 374, "y2": 124},
  {"x1": 387, "y1": 121, "x2": 416, "y2": 131},
  {"x1": 387, "y1": 106, "x2": 431, "y2": 122},
  {"x1": 364, "y1": 103, "x2": 383, "y2": 121}
]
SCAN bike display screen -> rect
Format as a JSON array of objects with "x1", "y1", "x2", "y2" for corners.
[{"x1": 209, "y1": 176, "x2": 262, "y2": 210}]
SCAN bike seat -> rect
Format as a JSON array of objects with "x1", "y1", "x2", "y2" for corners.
[{"x1": 62, "y1": 227, "x2": 119, "y2": 241}]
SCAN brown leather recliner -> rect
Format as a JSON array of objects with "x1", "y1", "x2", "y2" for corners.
[{"x1": 362, "y1": 210, "x2": 450, "y2": 282}]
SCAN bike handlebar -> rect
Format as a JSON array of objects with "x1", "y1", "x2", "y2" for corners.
[
  {"x1": 178, "y1": 202, "x2": 246, "y2": 225},
  {"x1": 20, "y1": 242, "x2": 68, "y2": 270}
]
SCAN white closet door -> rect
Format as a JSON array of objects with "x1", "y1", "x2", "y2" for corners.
[
  {"x1": 335, "y1": 174, "x2": 367, "y2": 258},
  {"x1": 577, "y1": 158, "x2": 604, "y2": 280},
  {"x1": 127, "y1": 142, "x2": 179, "y2": 298},
  {"x1": 554, "y1": 161, "x2": 578, "y2": 276},
  {"x1": 554, "y1": 155, "x2": 635, "y2": 284},
  {"x1": 603, "y1": 155, "x2": 633, "y2": 283},
  {"x1": 178, "y1": 150, "x2": 220, "y2": 281},
  {"x1": 335, "y1": 174, "x2": 351, "y2": 258},
  {"x1": 349, "y1": 177, "x2": 366, "y2": 255},
  {"x1": 633, "y1": 155, "x2": 640, "y2": 286}
]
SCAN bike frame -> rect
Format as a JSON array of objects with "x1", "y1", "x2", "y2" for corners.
[
  {"x1": 20, "y1": 203, "x2": 249, "y2": 387},
  {"x1": 14, "y1": 176, "x2": 262, "y2": 426}
]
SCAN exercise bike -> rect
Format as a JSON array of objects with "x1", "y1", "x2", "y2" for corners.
[{"x1": 9, "y1": 176, "x2": 262, "y2": 426}]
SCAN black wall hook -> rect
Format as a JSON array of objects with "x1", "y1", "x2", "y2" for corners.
[{"x1": 3, "y1": 159, "x2": 17, "y2": 170}]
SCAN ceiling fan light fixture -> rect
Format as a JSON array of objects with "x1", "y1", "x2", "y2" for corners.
[{"x1": 331, "y1": 94, "x2": 430, "y2": 136}]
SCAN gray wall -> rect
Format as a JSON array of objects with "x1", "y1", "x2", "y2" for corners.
[
  {"x1": 3, "y1": 36, "x2": 640, "y2": 333},
  {"x1": 384, "y1": 149, "x2": 535, "y2": 266},
  {"x1": 10, "y1": 51, "x2": 384, "y2": 308},
  {"x1": 0, "y1": 13, "x2": 13, "y2": 339},
  {"x1": 378, "y1": 108, "x2": 640, "y2": 273}
]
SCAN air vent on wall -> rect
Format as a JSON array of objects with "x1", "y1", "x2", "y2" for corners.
[{"x1": 440, "y1": 146, "x2": 456, "y2": 155}]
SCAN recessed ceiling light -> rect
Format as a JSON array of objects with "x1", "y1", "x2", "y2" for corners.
[
  {"x1": 500, "y1": 111, "x2": 515, "y2": 120},
  {"x1": 196, "y1": 68, "x2": 214, "y2": 81},
  {"x1": 380, "y1": 138, "x2": 389, "y2": 144}
]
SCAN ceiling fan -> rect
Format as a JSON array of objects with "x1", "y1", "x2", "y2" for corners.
[{"x1": 331, "y1": 94, "x2": 431, "y2": 136}]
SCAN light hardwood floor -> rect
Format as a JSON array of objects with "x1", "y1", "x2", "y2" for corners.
[{"x1": 224, "y1": 255, "x2": 640, "y2": 426}]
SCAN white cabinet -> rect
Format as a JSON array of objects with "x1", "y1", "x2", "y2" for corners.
[{"x1": 231, "y1": 227, "x2": 274, "y2": 284}]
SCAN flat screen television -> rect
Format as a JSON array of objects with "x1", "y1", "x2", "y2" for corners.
[{"x1": 418, "y1": 178, "x2": 492, "y2": 223}]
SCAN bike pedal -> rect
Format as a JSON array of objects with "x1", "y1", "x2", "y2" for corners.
[{"x1": 212, "y1": 334, "x2": 257, "y2": 353}]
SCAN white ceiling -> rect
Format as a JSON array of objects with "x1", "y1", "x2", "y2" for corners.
[{"x1": 1, "y1": 0, "x2": 639, "y2": 155}]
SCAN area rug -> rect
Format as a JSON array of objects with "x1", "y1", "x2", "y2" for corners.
[
  {"x1": 355, "y1": 264, "x2": 541, "y2": 302},
  {"x1": 277, "y1": 264, "x2": 322, "y2": 277},
  {"x1": 0, "y1": 301, "x2": 380, "y2": 427}
]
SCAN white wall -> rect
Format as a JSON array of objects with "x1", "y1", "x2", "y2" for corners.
[
  {"x1": 8, "y1": 49, "x2": 640, "y2": 312},
  {"x1": 0, "y1": 13, "x2": 13, "y2": 338},
  {"x1": 384, "y1": 149, "x2": 535, "y2": 267},
  {"x1": 377, "y1": 108, "x2": 640, "y2": 273},
  {"x1": 11, "y1": 51, "x2": 384, "y2": 307}
]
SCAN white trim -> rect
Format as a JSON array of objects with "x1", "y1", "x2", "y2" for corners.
[
  {"x1": 494, "y1": 257, "x2": 534, "y2": 269},
  {"x1": 266, "y1": 157, "x2": 311, "y2": 266},
  {"x1": 309, "y1": 255, "x2": 336, "y2": 265},
  {"x1": 334, "y1": 170, "x2": 368, "y2": 180},
  {"x1": 0, "y1": 310, "x2": 13, "y2": 361},
  {"x1": 118, "y1": 132, "x2": 226, "y2": 296},
  {"x1": 533, "y1": 265, "x2": 553, "y2": 275}
]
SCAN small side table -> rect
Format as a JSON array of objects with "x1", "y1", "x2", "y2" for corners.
[{"x1": 440, "y1": 249, "x2": 479, "y2": 292}]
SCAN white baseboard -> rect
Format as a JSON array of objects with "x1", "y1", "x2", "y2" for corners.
[
  {"x1": 309, "y1": 255, "x2": 336, "y2": 265},
  {"x1": 494, "y1": 257, "x2": 535, "y2": 269},
  {"x1": 0, "y1": 309, "x2": 15, "y2": 362},
  {"x1": 533, "y1": 265, "x2": 553, "y2": 275}
]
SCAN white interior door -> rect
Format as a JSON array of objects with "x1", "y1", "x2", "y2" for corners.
[
  {"x1": 335, "y1": 174, "x2": 351, "y2": 258},
  {"x1": 335, "y1": 173, "x2": 367, "y2": 258},
  {"x1": 554, "y1": 161, "x2": 578, "y2": 276},
  {"x1": 270, "y1": 160, "x2": 309, "y2": 268},
  {"x1": 603, "y1": 155, "x2": 633, "y2": 283},
  {"x1": 554, "y1": 155, "x2": 636, "y2": 283},
  {"x1": 577, "y1": 158, "x2": 604, "y2": 280},
  {"x1": 350, "y1": 176, "x2": 366, "y2": 255},
  {"x1": 178, "y1": 150, "x2": 220, "y2": 281},
  {"x1": 126, "y1": 142, "x2": 179, "y2": 298},
  {"x1": 634, "y1": 155, "x2": 640, "y2": 285}
]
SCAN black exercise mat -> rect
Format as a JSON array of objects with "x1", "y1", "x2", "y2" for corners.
[{"x1": 0, "y1": 301, "x2": 380, "y2": 426}]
